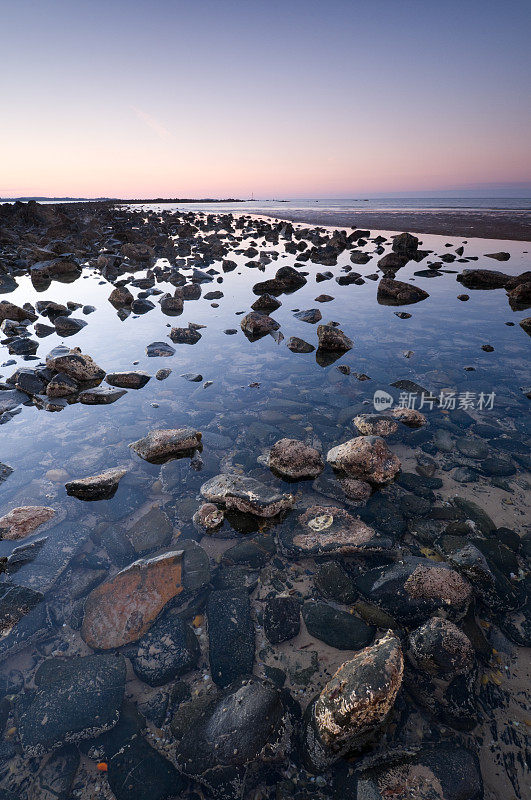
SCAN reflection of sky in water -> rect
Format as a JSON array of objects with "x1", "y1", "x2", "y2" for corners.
[{"x1": 1, "y1": 224, "x2": 529, "y2": 509}]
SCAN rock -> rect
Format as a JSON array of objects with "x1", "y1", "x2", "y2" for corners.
[
  {"x1": 251, "y1": 294, "x2": 282, "y2": 312},
  {"x1": 264, "y1": 597, "x2": 300, "y2": 643},
  {"x1": 350, "y1": 250, "x2": 371, "y2": 264},
  {"x1": 108, "y1": 733, "x2": 185, "y2": 800},
  {"x1": 456, "y1": 269, "x2": 509, "y2": 289},
  {"x1": 377, "y1": 277, "x2": 429, "y2": 305},
  {"x1": 16, "y1": 654, "x2": 126, "y2": 756},
  {"x1": 169, "y1": 326, "x2": 202, "y2": 344},
  {"x1": 7, "y1": 336, "x2": 38, "y2": 355},
  {"x1": 125, "y1": 506, "x2": 173, "y2": 553},
  {"x1": 193, "y1": 502, "x2": 225, "y2": 531},
  {"x1": 207, "y1": 590, "x2": 254, "y2": 687},
  {"x1": 0, "y1": 300, "x2": 37, "y2": 323},
  {"x1": 78, "y1": 386, "x2": 126, "y2": 404},
  {"x1": 326, "y1": 436, "x2": 400, "y2": 485},
  {"x1": 452, "y1": 496, "x2": 496, "y2": 535},
  {"x1": 81, "y1": 550, "x2": 184, "y2": 649},
  {"x1": 159, "y1": 293, "x2": 183, "y2": 315},
  {"x1": 0, "y1": 506, "x2": 55, "y2": 540},
  {"x1": 353, "y1": 414, "x2": 398, "y2": 436},
  {"x1": 377, "y1": 252, "x2": 409, "y2": 270},
  {"x1": 316, "y1": 323, "x2": 353, "y2": 352},
  {"x1": 175, "y1": 677, "x2": 290, "y2": 798},
  {"x1": 155, "y1": 368, "x2": 172, "y2": 380},
  {"x1": 65, "y1": 467, "x2": 127, "y2": 500},
  {"x1": 131, "y1": 610, "x2": 199, "y2": 686},
  {"x1": 356, "y1": 558, "x2": 472, "y2": 624},
  {"x1": 354, "y1": 746, "x2": 483, "y2": 800},
  {"x1": 279, "y1": 505, "x2": 392, "y2": 557},
  {"x1": 302, "y1": 631, "x2": 403, "y2": 771},
  {"x1": 45, "y1": 346, "x2": 105, "y2": 382},
  {"x1": 45, "y1": 372, "x2": 78, "y2": 397},
  {"x1": 53, "y1": 316, "x2": 87, "y2": 336},
  {"x1": 408, "y1": 617, "x2": 475, "y2": 679},
  {"x1": 294, "y1": 308, "x2": 322, "y2": 323},
  {"x1": 457, "y1": 293, "x2": 469, "y2": 301},
  {"x1": 519, "y1": 316, "x2": 531, "y2": 335},
  {"x1": 105, "y1": 371, "x2": 150, "y2": 389},
  {"x1": 14, "y1": 368, "x2": 47, "y2": 396},
  {"x1": 392, "y1": 232, "x2": 419, "y2": 256},
  {"x1": 286, "y1": 336, "x2": 315, "y2": 353},
  {"x1": 303, "y1": 601, "x2": 374, "y2": 650},
  {"x1": 240, "y1": 311, "x2": 280, "y2": 338},
  {"x1": 268, "y1": 438, "x2": 324, "y2": 480},
  {"x1": 339, "y1": 477, "x2": 373, "y2": 501},
  {"x1": 315, "y1": 561, "x2": 358, "y2": 604},
  {"x1": 507, "y1": 281, "x2": 531, "y2": 305},
  {"x1": 146, "y1": 341, "x2": 175, "y2": 357},
  {"x1": 121, "y1": 242, "x2": 154, "y2": 262},
  {"x1": 31, "y1": 257, "x2": 81, "y2": 283},
  {"x1": 28, "y1": 744, "x2": 80, "y2": 800},
  {"x1": 391, "y1": 407, "x2": 427, "y2": 427},
  {"x1": 109, "y1": 285, "x2": 134, "y2": 306},
  {"x1": 130, "y1": 428, "x2": 202, "y2": 462},
  {"x1": 485, "y1": 251, "x2": 510, "y2": 261},
  {"x1": 0, "y1": 582, "x2": 43, "y2": 636},
  {"x1": 201, "y1": 473, "x2": 295, "y2": 517},
  {"x1": 336, "y1": 272, "x2": 363, "y2": 286}
]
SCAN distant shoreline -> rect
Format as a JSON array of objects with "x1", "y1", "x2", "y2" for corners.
[{"x1": 254, "y1": 208, "x2": 531, "y2": 241}]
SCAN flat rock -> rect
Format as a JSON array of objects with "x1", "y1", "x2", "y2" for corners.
[
  {"x1": 0, "y1": 582, "x2": 43, "y2": 636},
  {"x1": 327, "y1": 435, "x2": 401, "y2": 485},
  {"x1": 286, "y1": 336, "x2": 315, "y2": 353},
  {"x1": 0, "y1": 506, "x2": 55, "y2": 540},
  {"x1": 53, "y1": 316, "x2": 87, "y2": 336},
  {"x1": 78, "y1": 386, "x2": 126, "y2": 404},
  {"x1": 130, "y1": 428, "x2": 202, "y2": 462},
  {"x1": 200, "y1": 473, "x2": 294, "y2": 517},
  {"x1": 303, "y1": 600, "x2": 374, "y2": 650},
  {"x1": 146, "y1": 341, "x2": 175, "y2": 357},
  {"x1": 16, "y1": 654, "x2": 126, "y2": 756},
  {"x1": 65, "y1": 466, "x2": 127, "y2": 500},
  {"x1": 269, "y1": 437, "x2": 324, "y2": 479},
  {"x1": 131, "y1": 610, "x2": 199, "y2": 686},
  {"x1": 125, "y1": 505, "x2": 173, "y2": 553},
  {"x1": 294, "y1": 308, "x2": 322, "y2": 323},
  {"x1": 456, "y1": 269, "x2": 509, "y2": 289},
  {"x1": 81, "y1": 550, "x2": 184, "y2": 649},
  {"x1": 264, "y1": 596, "x2": 300, "y2": 644},
  {"x1": 105, "y1": 371, "x2": 150, "y2": 389},
  {"x1": 169, "y1": 326, "x2": 202, "y2": 344},
  {"x1": 279, "y1": 505, "x2": 392, "y2": 557},
  {"x1": 207, "y1": 589, "x2": 254, "y2": 687}
]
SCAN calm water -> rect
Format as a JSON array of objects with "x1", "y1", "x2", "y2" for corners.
[{"x1": 0, "y1": 218, "x2": 529, "y2": 797}]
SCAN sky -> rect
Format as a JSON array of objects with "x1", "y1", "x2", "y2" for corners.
[{"x1": 1, "y1": 0, "x2": 530, "y2": 199}]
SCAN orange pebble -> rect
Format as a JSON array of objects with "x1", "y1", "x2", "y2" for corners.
[{"x1": 97, "y1": 762, "x2": 108, "y2": 772}]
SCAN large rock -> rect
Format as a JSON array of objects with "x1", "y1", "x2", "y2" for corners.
[
  {"x1": 131, "y1": 610, "x2": 199, "y2": 686},
  {"x1": 16, "y1": 654, "x2": 126, "y2": 756},
  {"x1": 240, "y1": 311, "x2": 280, "y2": 338},
  {"x1": 65, "y1": 467, "x2": 127, "y2": 500},
  {"x1": 81, "y1": 550, "x2": 184, "y2": 649},
  {"x1": 105, "y1": 371, "x2": 151, "y2": 389},
  {"x1": 0, "y1": 506, "x2": 55, "y2": 540},
  {"x1": 175, "y1": 677, "x2": 291, "y2": 798},
  {"x1": 377, "y1": 277, "x2": 429, "y2": 305},
  {"x1": 353, "y1": 746, "x2": 483, "y2": 800},
  {"x1": 302, "y1": 631, "x2": 403, "y2": 771},
  {"x1": 109, "y1": 285, "x2": 134, "y2": 306},
  {"x1": 355, "y1": 558, "x2": 473, "y2": 624},
  {"x1": 124, "y1": 505, "x2": 173, "y2": 553},
  {"x1": 207, "y1": 589, "x2": 254, "y2": 687},
  {"x1": 268, "y1": 438, "x2": 324, "y2": 480},
  {"x1": 130, "y1": 428, "x2": 202, "y2": 462},
  {"x1": 45, "y1": 346, "x2": 105, "y2": 382},
  {"x1": 279, "y1": 505, "x2": 392, "y2": 557},
  {"x1": 316, "y1": 323, "x2": 353, "y2": 352},
  {"x1": 0, "y1": 300, "x2": 37, "y2": 323},
  {"x1": 392, "y1": 232, "x2": 419, "y2": 256},
  {"x1": 30, "y1": 257, "x2": 81, "y2": 283},
  {"x1": 201, "y1": 473, "x2": 294, "y2": 517},
  {"x1": 456, "y1": 269, "x2": 509, "y2": 289},
  {"x1": 303, "y1": 600, "x2": 374, "y2": 650},
  {"x1": 326, "y1": 435, "x2": 400, "y2": 485}
]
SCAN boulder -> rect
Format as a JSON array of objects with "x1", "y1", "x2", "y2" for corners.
[
  {"x1": 286, "y1": 336, "x2": 315, "y2": 353},
  {"x1": 303, "y1": 601, "x2": 374, "y2": 650},
  {"x1": 456, "y1": 269, "x2": 509, "y2": 289},
  {"x1": 326, "y1": 435, "x2": 400, "y2": 485},
  {"x1": 130, "y1": 428, "x2": 202, "y2": 462},
  {"x1": 207, "y1": 590, "x2": 254, "y2": 687},
  {"x1": 353, "y1": 414, "x2": 398, "y2": 436},
  {"x1": 45, "y1": 346, "x2": 105, "y2": 382},
  {"x1": 131, "y1": 610, "x2": 199, "y2": 686},
  {"x1": 279, "y1": 505, "x2": 392, "y2": 557},
  {"x1": 377, "y1": 277, "x2": 429, "y2": 305},
  {"x1": 268, "y1": 438, "x2": 324, "y2": 480},
  {"x1": 240, "y1": 311, "x2": 280, "y2": 338},
  {"x1": 316, "y1": 323, "x2": 353, "y2": 352},
  {"x1": 0, "y1": 506, "x2": 55, "y2": 540}
]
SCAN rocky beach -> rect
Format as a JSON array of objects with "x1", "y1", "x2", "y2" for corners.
[{"x1": 0, "y1": 199, "x2": 529, "y2": 800}]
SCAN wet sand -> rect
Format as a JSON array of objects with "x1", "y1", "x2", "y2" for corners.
[{"x1": 258, "y1": 209, "x2": 531, "y2": 241}]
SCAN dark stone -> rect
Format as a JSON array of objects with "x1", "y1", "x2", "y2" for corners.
[
  {"x1": 264, "y1": 597, "x2": 300, "y2": 644},
  {"x1": 131, "y1": 610, "x2": 200, "y2": 686},
  {"x1": 303, "y1": 601, "x2": 375, "y2": 650},
  {"x1": 207, "y1": 590, "x2": 255, "y2": 687}
]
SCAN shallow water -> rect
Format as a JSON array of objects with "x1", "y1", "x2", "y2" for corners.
[{"x1": 0, "y1": 216, "x2": 529, "y2": 799}]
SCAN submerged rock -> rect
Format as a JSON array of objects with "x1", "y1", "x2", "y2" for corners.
[
  {"x1": 303, "y1": 600, "x2": 374, "y2": 650},
  {"x1": 175, "y1": 677, "x2": 291, "y2": 798},
  {"x1": 130, "y1": 428, "x2": 202, "y2": 462},
  {"x1": 78, "y1": 386, "x2": 126, "y2": 404},
  {"x1": 0, "y1": 506, "x2": 55, "y2": 540},
  {"x1": 81, "y1": 550, "x2": 184, "y2": 649},
  {"x1": 392, "y1": 406, "x2": 427, "y2": 427},
  {"x1": 286, "y1": 336, "x2": 315, "y2": 353},
  {"x1": 456, "y1": 269, "x2": 509, "y2": 289},
  {"x1": 268, "y1": 437, "x2": 324, "y2": 480},
  {"x1": 207, "y1": 589, "x2": 254, "y2": 687},
  {"x1": 327, "y1": 435, "x2": 401, "y2": 485},
  {"x1": 146, "y1": 341, "x2": 175, "y2": 357},
  {"x1": 0, "y1": 582, "x2": 43, "y2": 636},
  {"x1": 279, "y1": 505, "x2": 392, "y2": 557},
  {"x1": 131, "y1": 610, "x2": 199, "y2": 686},
  {"x1": 201, "y1": 473, "x2": 294, "y2": 517},
  {"x1": 193, "y1": 502, "x2": 225, "y2": 531},
  {"x1": 302, "y1": 631, "x2": 403, "y2": 771},
  {"x1": 65, "y1": 466, "x2": 127, "y2": 500},
  {"x1": 264, "y1": 596, "x2": 300, "y2": 644},
  {"x1": 16, "y1": 654, "x2": 126, "y2": 756}
]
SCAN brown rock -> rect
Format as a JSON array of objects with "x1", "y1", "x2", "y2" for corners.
[
  {"x1": 269, "y1": 438, "x2": 324, "y2": 480},
  {"x1": 81, "y1": 550, "x2": 184, "y2": 649},
  {"x1": 193, "y1": 503, "x2": 225, "y2": 531},
  {"x1": 391, "y1": 407, "x2": 427, "y2": 427},
  {"x1": 280, "y1": 505, "x2": 390, "y2": 557},
  {"x1": 0, "y1": 506, "x2": 55, "y2": 540},
  {"x1": 316, "y1": 323, "x2": 353, "y2": 352},
  {"x1": 240, "y1": 311, "x2": 280, "y2": 338},
  {"x1": 108, "y1": 285, "x2": 134, "y2": 307},
  {"x1": 45, "y1": 347, "x2": 105, "y2": 382},
  {"x1": 377, "y1": 277, "x2": 429, "y2": 305},
  {"x1": 353, "y1": 414, "x2": 398, "y2": 436},
  {"x1": 326, "y1": 436, "x2": 401, "y2": 485},
  {"x1": 0, "y1": 301, "x2": 37, "y2": 323},
  {"x1": 65, "y1": 467, "x2": 127, "y2": 500}
]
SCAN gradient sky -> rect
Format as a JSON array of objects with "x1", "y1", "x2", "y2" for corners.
[{"x1": 1, "y1": 0, "x2": 530, "y2": 198}]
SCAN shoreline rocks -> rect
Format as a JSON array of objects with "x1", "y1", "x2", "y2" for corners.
[
  {"x1": 327, "y1": 435, "x2": 401, "y2": 485},
  {"x1": 268, "y1": 438, "x2": 324, "y2": 480}
]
